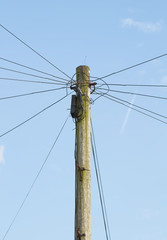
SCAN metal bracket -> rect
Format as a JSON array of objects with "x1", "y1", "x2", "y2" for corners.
[
  {"x1": 70, "y1": 82, "x2": 97, "y2": 94},
  {"x1": 89, "y1": 82, "x2": 97, "y2": 94}
]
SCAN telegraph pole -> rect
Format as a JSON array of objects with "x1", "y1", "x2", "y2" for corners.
[{"x1": 71, "y1": 66, "x2": 91, "y2": 240}]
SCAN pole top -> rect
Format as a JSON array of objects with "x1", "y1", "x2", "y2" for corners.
[{"x1": 76, "y1": 65, "x2": 90, "y2": 72}]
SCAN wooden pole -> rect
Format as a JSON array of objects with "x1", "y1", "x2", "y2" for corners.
[{"x1": 75, "y1": 65, "x2": 91, "y2": 240}]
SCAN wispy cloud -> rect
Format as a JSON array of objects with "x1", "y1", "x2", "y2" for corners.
[
  {"x1": 0, "y1": 145, "x2": 5, "y2": 163},
  {"x1": 122, "y1": 18, "x2": 162, "y2": 33},
  {"x1": 120, "y1": 95, "x2": 136, "y2": 134}
]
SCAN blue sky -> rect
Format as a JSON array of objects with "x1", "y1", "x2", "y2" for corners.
[{"x1": 0, "y1": 1, "x2": 167, "y2": 240}]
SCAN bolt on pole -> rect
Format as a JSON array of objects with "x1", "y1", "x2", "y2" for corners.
[{"x1": 74, "y1": 65, "x2": 91, "y2": 240}]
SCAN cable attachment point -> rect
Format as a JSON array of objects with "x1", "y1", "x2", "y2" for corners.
[
  {"x1": 70, "y1": 82, "x2": 96, "y2": 120},
  {"x1": 76, "y1": 228, "x2": 86, "y2": 239},
  {"x1": 89, "y1": 82, "x2": 97, "y2": 94}
]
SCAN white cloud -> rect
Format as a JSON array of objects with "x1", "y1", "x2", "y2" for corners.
[
  {"x1": 0, "y1": 145, "x2": 5, "y2": 163},
  {"x1": 122, "y1": 18, "x2": 162, "y2": 33}
]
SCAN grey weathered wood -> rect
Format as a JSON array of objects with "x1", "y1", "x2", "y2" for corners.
[{"x1": 75, "y1": 65, "x2": 91, "y2": 240}]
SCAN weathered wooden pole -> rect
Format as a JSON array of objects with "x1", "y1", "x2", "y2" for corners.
[{"x1": 75, "y1": 65, "x2": 91, "y2": 240}]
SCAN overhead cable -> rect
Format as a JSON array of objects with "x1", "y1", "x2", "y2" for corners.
[
  {"x1": 0, "y1": 24, "x2": 71, "y2": 79},
  {"x1": 97, "y1": 53, "x2": 167, "y2": 79},
  {"x1": 97, "y1": 87, "x2": 167, "y2": 101},
  {"x1": 102, "y1": 92, "x2": 167, "y2": 120},
  {"x1": 0, "y1": 66, "x2": 66, "y2": 84},
  {"x1": 95, "y1": 91, "x2": 167, "y2": 120},
  {"x1": 91, "y1": 119, "x2": 111, "y2": 240},
  {"x1": 0, "y1": 87, "x2": 67, "y2": 101},
  {"x1": 0, "y1": 77, "x2": 64, "y2": 85},
  {"x1": 100, "y1": 83, "x2": 167, "y2": 88},
  {"x1": 0, "y1": 57, "x2": 69, "y2": 82},
  {"x1": 0, "y1": 93, "x2": 71, "y2": 138},
  {"x1": 2, "y1": 115, "x2": 70, "y2": 240},
  {"x1": 96, "y1": 91, "x2": 167, "y2": 125}
]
